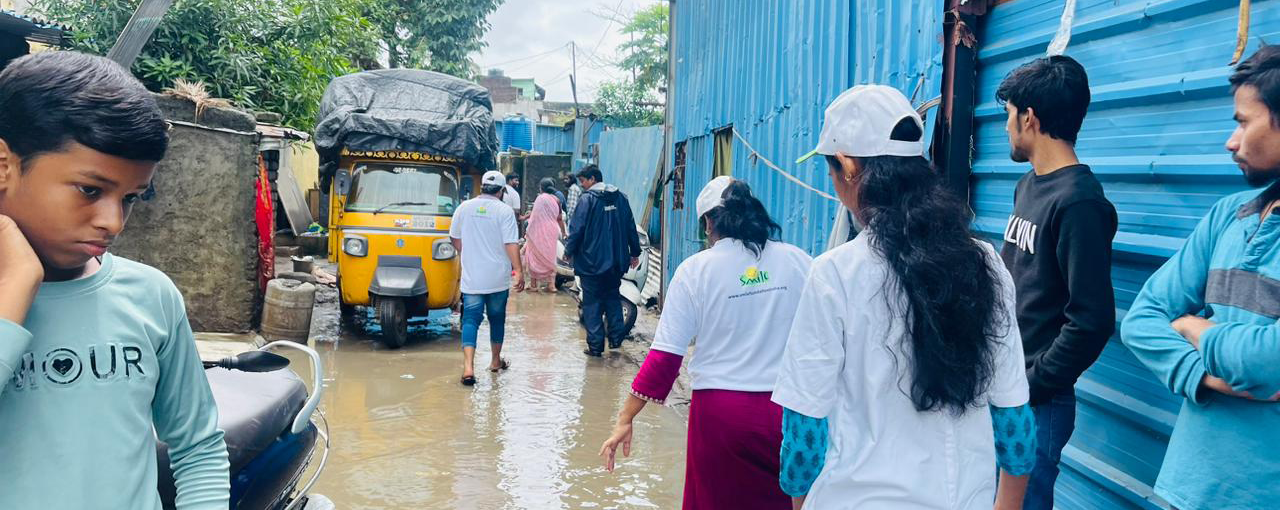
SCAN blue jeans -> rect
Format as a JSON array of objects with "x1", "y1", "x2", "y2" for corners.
[
  {"x1": 1023, "y1": 390, "x2": 1077, "y2": 510},
  {"x1": 460, "y1": 291, "x2": 509, "y2": 349},
  {"x1": 580, "y1": 273, "x2": 624, "y2": 352}
]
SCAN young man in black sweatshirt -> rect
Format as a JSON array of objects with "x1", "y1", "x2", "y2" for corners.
[{"x1": 996, "y1": 55, "x2": 1117, "y2": 510}]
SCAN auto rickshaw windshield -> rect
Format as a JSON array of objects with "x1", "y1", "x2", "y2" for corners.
[{"x1": 346, "y1": 163, "x2": 460, "y2": 215}]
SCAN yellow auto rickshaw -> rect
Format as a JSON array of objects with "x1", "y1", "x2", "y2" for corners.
[
  {"x1": 315, "y1": 68, "x2": 498, "y2": 347},
  {"x1": 326, "y1": 149, "x2": 487, "y2": 347}
]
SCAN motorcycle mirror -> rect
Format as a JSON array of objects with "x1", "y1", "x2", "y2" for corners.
[{"x1": 214, "y1": 351, "x2": 291, "y2": 372}]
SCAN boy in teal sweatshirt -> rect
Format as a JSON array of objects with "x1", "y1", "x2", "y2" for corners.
[
  {"x1": 0, "y1": 52, "x2": 229, "y2": 508},
  {"x1": 1121, "y1": 46, "x2": 1280, "y2": 510}
]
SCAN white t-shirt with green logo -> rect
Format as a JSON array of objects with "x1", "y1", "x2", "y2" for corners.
[
  {"x1": 651, "y1": 238, "x2": 812, "y2": 391},
  {"x1": 449, "y1": 195, "x2": 519, "y2": 294}
]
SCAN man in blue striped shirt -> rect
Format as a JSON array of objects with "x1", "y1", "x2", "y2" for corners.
[{"x1": 1121, "y1": 45, "x2": 1280, "y2": 510}]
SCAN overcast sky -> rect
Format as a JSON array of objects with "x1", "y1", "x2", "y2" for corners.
[{"x1": 474, "y1": 0, "x2": 661, "y2": 103}]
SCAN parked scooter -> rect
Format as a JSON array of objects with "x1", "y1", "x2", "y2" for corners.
[
  {"x1": 556, "y1": 226, "x2": 651, "y2": 338},
  {"x1": 157, "y1": 341, "x2": 332, "y2": 510}
]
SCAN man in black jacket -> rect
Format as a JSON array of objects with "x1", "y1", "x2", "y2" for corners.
[
  {"x1": 997, "y1": 55, "x2": 1117, "y2": 510},
  {"x1": 565, "y1": 164, "x2": 641, "y2": 356}
]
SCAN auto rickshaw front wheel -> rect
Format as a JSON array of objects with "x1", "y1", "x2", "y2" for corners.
[{"x1": 377, "y1": 297, "x2": 409, "y2": 349}]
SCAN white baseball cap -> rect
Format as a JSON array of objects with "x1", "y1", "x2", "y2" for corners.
[
  {"x1": 696, "y1": 175, "x2": 735, "y2": 218},
  {"x1": 482, "y1": 170, "x2": 505, "y2": 187},
  {"x1": 796, "y1": 84, "x2": 924, "y2": 164}
]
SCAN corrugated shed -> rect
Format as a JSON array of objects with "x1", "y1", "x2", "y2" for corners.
[
  {"x1": 534, "y1": 123, "x2": 576, "y2": 154},
  {"x1": 493, "y1": 121, "x2": 577, "y2": 155},
  {"x1": 666, "y1": 0, "x2": 945, "y2": 283},
  {"x1": 0, "y1": 9, "x2": 69, "y2": 45},
  {"x1": 599, "y1": 125, "x2": 664, "y2": 221},
  {"x1": 970, "y1": 1, "x2": 1280, "y2": 508},
  {"x1": 572, "y1": 118, "x2": 606, "y2": 171}
]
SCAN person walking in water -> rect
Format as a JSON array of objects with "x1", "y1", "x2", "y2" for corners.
[
  {"x1": 773, "y1": 85, "x2": 1036, "y2": 509},
  {"x1": 449, "y1": 170, "x2": 524, "y2": 386},
  {"x1": 522, "y1": 177, "x2": 565, "y2": 292},
  {"x1": 600, "y1": 176, "x2": 812, "y2": 509},
  {"x1": 564, "y1": 164, "x2": 641, "y2": 356}
]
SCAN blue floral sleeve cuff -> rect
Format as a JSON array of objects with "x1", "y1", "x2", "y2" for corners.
[
  {"x1": 780, "y1": 407, "x2": 828, "y2": 497},
  {"x1": 991, "y1": 403, "x2": 1036, "y2": 476}
]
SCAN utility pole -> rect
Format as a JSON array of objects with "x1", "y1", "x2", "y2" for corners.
[{"x1": 570, "y1": 42, "x2": 580, "y2": 118}]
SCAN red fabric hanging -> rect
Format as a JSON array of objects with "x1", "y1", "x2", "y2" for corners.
[{"x1": 254, "y1": 155, "x2": 275, "y2": 291}]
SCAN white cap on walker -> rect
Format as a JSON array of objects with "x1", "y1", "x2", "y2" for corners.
[
  {"x1": 696, "y1": 175, "x2": 735, "y2": 219},
  {"x1": 795, "y1": 84, "x2": 924, "y2": 164}
]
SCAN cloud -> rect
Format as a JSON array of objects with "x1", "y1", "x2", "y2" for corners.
[{"x1": 475, "y1": 0, "x2": 659, "y2": 103}]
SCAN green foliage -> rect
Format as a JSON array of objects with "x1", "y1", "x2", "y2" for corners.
[
  {"x1": 594, "y1": 3, "x2": 668, "y2": 128},
  {"x1": 35, "y1": 0, "x2": 501, "y2": 130},
  {"x1": 363, "y1": 0, "x2": 502, "y2": 76},
  {"x1": 614, "y1": 3, "x2": 667, "y2": 91},
  {"x1": 594, "y1": 80, "x2": 662, "y2": 128}
]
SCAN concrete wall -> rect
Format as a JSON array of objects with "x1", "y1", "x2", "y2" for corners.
[{"x1": 111, "y1": 94, "x2": 262, "y2": 332}]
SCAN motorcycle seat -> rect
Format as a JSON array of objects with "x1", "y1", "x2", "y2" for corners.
[{"x1": 157, "y1": 367, "x2": 309, "y2": 504}]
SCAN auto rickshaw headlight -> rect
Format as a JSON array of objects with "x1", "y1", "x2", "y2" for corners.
[
  {"x1": 432, "y1": 238, "x2": 457, "y2": 260},
  {"x1": 343, "y1": 235, "x2": 368, "y2": 257}
]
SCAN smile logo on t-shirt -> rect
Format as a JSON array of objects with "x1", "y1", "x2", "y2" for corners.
[{"x1": 739, "y1": 266, "x2": 770, "y2": 287}]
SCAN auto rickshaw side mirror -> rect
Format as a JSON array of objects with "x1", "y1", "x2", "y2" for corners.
[{"x1": 336, "y1": 169, "x2": 352, "y2": 195}]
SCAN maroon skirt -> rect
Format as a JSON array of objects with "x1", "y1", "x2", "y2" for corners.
[{"x1": 684, "y1": 389, "x2": 790, "y2": 510}]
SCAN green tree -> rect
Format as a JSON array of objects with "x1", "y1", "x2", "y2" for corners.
[
  {"x1": 593, "y1": 3, "x2": 667, "y2": 128},
  {"x1": 36, "y1": 0, "x2": 379, "y2": 130},
  {"x1": 594, "y1": 80, "x2": 662, "y2": 128},
  {"x1": 35, "y1": 0, "x2": 504, "y2": 129},
  {"x1": 364, "y1": 0, "x2": 503, "y2": 76},
  {"x1": 613, "y1": 3, "x2": 667, "y2": 91}
]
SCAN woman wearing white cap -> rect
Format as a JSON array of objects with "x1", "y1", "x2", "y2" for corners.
[
  {"x1": 773, "y1": 85, "x2": 1037, "y2": 509},
  {"x1": 598, "y1": 176, "x2": 811, "y2": 509}
]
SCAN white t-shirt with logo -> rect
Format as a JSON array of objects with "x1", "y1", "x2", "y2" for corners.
[
  {"x1": 651, "y1": 239, "x2": 813, "y2": 391},
  {"x1": 449, "y1": 195, "x2": 519, "y2": 294},
  {"x1": 771, "y1": 234, "x2": 1028, "y2": 510},
  {"x1": 503, "y1": 185, "x2": 522, "y2": 213}
]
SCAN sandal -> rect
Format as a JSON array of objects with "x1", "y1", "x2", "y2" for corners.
[
  {"x1": 489, "y1": 359, "x2": 510, "y2": 373},
  {"x1": 460, "y1": 375, "x2": 476, "y2": 386}
]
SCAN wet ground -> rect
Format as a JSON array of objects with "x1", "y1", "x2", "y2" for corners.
[{"x1": 292, "y1": 277, "x2": 688, "y2": 509}]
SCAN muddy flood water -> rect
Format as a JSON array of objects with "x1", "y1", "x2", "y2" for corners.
[{"x1": 291, "y1": 288, "x2": 688, "y2": 510}]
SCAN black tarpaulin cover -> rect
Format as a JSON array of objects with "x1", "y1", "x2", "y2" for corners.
[{"x1": 315, "y1": 69, "x2": 498, "y2": 172}]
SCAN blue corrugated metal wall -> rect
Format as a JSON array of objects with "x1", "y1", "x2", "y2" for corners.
[
  {"x1": 666, "y1": 0, "x2": 944, "y2": 284},
  {"x1": 534, "y1": 123, "x2": 577, "y2": 154},
  {"x1": 600, "y1": 125, "x2": 664, "y2": 221},
  {"x1": 493, "y1": 121, "x2": 579, "y2": 154},
  {"x1": 971, "y1": 1, "x2": 1280, "y2": 508}
]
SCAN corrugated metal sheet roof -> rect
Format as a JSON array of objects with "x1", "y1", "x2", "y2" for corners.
[
  {"x1": 667, "y1": 0, "x2": 945, "y2": 282},
  {"x1": 0, "y1": 9, "x2": 69, "y2": 45},
  {"x1": 971, "y1": 1, "x2": 1280, "y2": 507}
]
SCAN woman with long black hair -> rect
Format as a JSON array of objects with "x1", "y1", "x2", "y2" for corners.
[
  {"x1": 772, "y1": 85, "x2": 1036, "y2": 509},
  {"x1": 599, "y1": 176, "x2": 812, "y2": 509}
]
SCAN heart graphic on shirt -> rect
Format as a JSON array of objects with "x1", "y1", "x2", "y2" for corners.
[
  {"x1": 52, "y1": 357, "x2": 73, "y2": 376},
  {"x1": 43, "y1": 348, "x2": 83, "y2": 385}
]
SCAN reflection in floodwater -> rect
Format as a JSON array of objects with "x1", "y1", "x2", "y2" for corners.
[{"x1": 293, "y1": 291, "x2": 687, "y2": 510}]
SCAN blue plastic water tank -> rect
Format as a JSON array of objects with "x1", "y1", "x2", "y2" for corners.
[{"x1": 500, "y1": 115, "x2": 534, "y2": 152}]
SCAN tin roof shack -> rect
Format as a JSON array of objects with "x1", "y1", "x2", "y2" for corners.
[
  {"x1": 0, "y1": 8, "x2": 69, "y2": 69},
  {"x1": 110, "y1": 94, "x2": 263, "y2": 333}
]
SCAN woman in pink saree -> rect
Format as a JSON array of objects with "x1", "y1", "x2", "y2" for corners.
[{"x1": 522, "y1": 178, "x2": 566, "y2": 292}]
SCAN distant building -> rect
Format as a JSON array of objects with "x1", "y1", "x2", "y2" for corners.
[{"x1": 480, "y1": 68, "x2": 593, "y2": 125}]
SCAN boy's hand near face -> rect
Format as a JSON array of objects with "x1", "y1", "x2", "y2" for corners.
[{"x1": 0, "y1": 214, "x2": 42, "y2": 324}]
